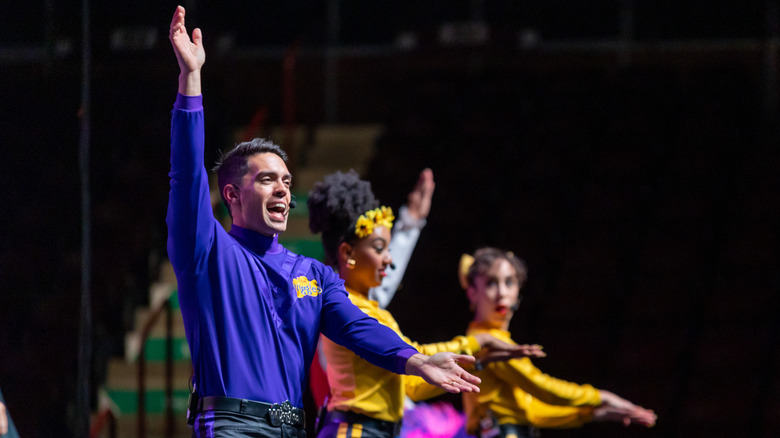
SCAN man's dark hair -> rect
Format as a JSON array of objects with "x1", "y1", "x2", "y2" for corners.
[
  {"x1": 467, "y1": 247, "x2": 528, "y2": 288},
  {"x1": 212, "y1": 138, "x2": 288, "y2": 211},
  {"x1": 307, "y1": 170, "x2": 378, "y2": 267}
]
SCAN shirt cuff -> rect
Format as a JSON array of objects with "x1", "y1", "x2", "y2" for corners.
[
  {"x1": 395, "y1": 206, "x2": 426, "y2": 231},
  {"x1": 464, "y1": 335, "x2": 481, "y2": 355},
  {"x1": 395, "y1": 348, "x2": 419, "y2": 375},
  {"x1": 174, "y1": 93, "x2": 203, "y2": 111}
]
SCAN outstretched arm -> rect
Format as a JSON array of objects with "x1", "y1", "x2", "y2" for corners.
[{"x1": 169, "y1": 5, "x2": 205, "y2": 96}]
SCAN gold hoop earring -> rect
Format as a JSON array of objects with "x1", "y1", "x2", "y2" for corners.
[{"x1": 346, "y1": 258, "x2": 356, "y2": 270}]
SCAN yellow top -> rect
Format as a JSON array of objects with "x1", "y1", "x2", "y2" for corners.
[
  {"x1": 323, "y1": 289, "x2": 481, "y2": 422},
  {"x1": 463, "y1": 322, "x2": 601, "y2": 432}
]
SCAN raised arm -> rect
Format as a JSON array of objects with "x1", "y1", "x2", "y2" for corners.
[
  {"x1": 369, "y1": 168, "x2": 435, "y2": 308},
  {"x1": 166, "y1": 5, "x2": 213, "y2": 275},
  {"x1": 169, "y1": 5, "x2": 205, "y2": 96}
]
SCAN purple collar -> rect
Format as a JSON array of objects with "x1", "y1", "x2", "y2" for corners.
[{"x1": 228, "y1": 225, "x2": 284, "y2": 255}]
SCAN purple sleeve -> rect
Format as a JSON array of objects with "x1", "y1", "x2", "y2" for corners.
[
  {"x1": 319, "y1": 268, "x2": 418, "y2": 375},
  {"x1": 166, "y1": 93, "x2": 214, "y2": 276}
]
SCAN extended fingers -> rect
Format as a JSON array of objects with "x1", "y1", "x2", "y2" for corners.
[
  {"x1": 418, "y1": 168, "x2": 434, "y2": 194},
  {"x1": 631, "y1": 408, "x2": 657, "y2": 427},
  {"x1": 443, "y1": 374, "x2": 481, "y2": 394},
  {"x1": 521, "y1": 344, "x2": 546, "y2": 357},
  {"x1": 170, "y1": 6, "x2": 186, "y2": 39}
]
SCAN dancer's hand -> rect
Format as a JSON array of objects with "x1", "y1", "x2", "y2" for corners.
[
  {"x1": 593, "y1": 390, "x2": 657, "y2": 427},
  {"x1": 474, "y1": 333, "x2": 545, "y2": 365},
  {"x1": 406, "y1": 168, "x2": 435, "y2": 221}
]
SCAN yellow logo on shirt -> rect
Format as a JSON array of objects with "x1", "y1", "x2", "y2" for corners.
[{"x1": 293, "y1": 276, "x2": 322, "y2": 298}]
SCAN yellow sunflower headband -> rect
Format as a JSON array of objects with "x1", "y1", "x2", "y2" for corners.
[{"x1": 355, "y1": 206, "x2": 395, "y2": 238}]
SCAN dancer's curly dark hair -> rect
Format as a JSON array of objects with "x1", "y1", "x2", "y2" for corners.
[{"x1": 308, "y1": 170, "x2": 379, "y2": 267}]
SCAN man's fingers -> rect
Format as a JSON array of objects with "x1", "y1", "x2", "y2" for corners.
[
  {"x1": 169, "y1": 7, "x2": 186, "y2": 42},
  {"x1": 170, "y1": 6, "x2": 183, "y2": 29},
  {"x1": 460, "y1": 370, "x2": 481, "y2": 386},
  {"x1": 171, "y1": 6, "x2": 185, "y2": 31},
  {"x1": 444, "y1": 376, "x2": 480, "y2": 394},
  {"x1": 458, "y1": 380, "x2": 480, "y2": 393}
]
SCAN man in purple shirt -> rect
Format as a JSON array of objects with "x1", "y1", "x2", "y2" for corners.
[{"x1": 167, "y1": 6, "x2": 483, "y2": 437}]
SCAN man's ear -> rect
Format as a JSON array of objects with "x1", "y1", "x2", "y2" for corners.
[{"x1": 223, "y1": 184, "x2": 240, "y2": 208}]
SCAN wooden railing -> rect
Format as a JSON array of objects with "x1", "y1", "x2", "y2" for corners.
[
  {"x1": 137, "y1": 290, "x2": 176, "y2": 438},
  {"x1": 89, "y1": 407, "x2": 116, "y2": 438}
]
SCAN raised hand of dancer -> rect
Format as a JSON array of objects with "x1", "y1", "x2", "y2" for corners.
[
  {"x1": 473, "y1": 333, "x2": 545, "y2": 365},
  {"x1": 593, "y1": 390, "x2": 657, "y2": 427},
  {"x1": 169, "y1": 5, "x2": 205, "y2": 96},
  {"x1": 406, "y1": 168, "x2": 435, "y2": 221},
  {"x1": 405, "y1": 352, "x2": 481, "y2": 394}
]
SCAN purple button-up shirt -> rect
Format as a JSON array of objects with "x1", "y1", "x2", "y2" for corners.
[{"x1": 167, "y1": 94, "x2": 417, "y2": 408}]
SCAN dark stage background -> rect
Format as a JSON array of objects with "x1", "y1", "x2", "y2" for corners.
[{"x1": 1, "y1": 1, "x2": 778, "y2": 437}]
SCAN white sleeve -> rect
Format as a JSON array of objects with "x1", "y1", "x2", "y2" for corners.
[{"x1": 368, "y1": 206, "x2": 426, "y2": 308}]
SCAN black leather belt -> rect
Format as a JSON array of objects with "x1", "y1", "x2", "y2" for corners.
[
  {"x1": 324, "y1": 410, "x2": 401, "y2": 436},
  {"x1": 198, "y1": 396, "x2": 305, "y2": 427}
]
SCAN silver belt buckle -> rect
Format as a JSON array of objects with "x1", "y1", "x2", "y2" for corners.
[{"x1": 269, "y1": 400, "x2": 299, "y2": 426}]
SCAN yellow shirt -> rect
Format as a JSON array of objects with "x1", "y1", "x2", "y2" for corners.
[
  {"x1": 323, "y1": 289, "x2": 481, "y2": 422},
  {"x1": 463, "y1": 323, "x2": 601, "y2": 432}
]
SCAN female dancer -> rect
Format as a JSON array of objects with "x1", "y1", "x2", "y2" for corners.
[
  {"x1": 460, "y1": 247, "x2": 657, "y2": 437},
  {"x1": 308, "y1": 171, "x2": 544, "y2": 438}
]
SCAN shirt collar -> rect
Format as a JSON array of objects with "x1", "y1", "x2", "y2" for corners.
[{"x1": 468, "y1": 320, "x2": 510, "y2": 337}]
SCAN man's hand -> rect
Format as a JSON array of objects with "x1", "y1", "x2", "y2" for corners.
[
  {"x1": 406, "y1": 168, "x2": 435, "y2": 221},
  {"x1": 169, "y1": 5, "x2": 205, "y2": 96},
  {"x1": 593, "y1": 390, "x2": 657, "y2": 427},
  {"x1": 473, "y1": 333, "x2": 545, "y2": 365},
  {"x1": 405, "y1": 352, "x2": 481, "y2": 393}
]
